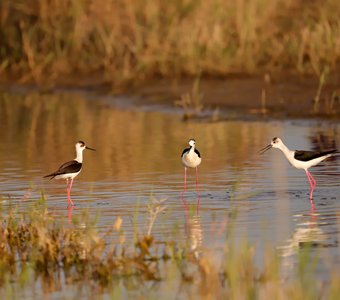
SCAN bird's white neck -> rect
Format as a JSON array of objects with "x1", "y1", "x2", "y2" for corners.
[
  {"x1": 75, "y1": 150, "x2": 84, "y2": 163},
  {"x1": 189, "y1": 145, "x2": 196, "y2": 153},
  {"x1": 277, "y1": 142, "x2": 294, "y2": 162}
]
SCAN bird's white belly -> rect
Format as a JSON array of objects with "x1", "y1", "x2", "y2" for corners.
[
  {"x1": 290, "y1": 159, "x2": 309, "y2": 170},
  {"x1": 182, "y1": 154, "x2": 201, "y2": 168},
  {"x1": 55, "y1": 171, "x2": 81, "y2": 180},
  {"x1": 290, "y1": 156, "x2": 329, "y2": 170}
]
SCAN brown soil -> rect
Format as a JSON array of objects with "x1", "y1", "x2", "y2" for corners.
[
  {"x1": 132, "y1": 73, "x2": 340, "y2": 120},
  {"x1": 1, "y1": 72, "x2": 340, "y2": 120}
]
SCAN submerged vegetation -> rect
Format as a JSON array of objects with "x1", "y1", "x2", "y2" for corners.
[
  {"x1": 1, "y1": 0, "x2": 340, "y2": 88},
  {"x1": 0, "y1": 198, "x2": 339, "y2": 299}
]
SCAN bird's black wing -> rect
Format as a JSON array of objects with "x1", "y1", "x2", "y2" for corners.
[
  {"x1": 181, "y1": 147, "x2": 191, "y2": 157},
  {"x1": 44, "y1": 160, "x2": 82, "y2": 178},
  {"x1": 294, "y1": 150, "x2": 336, "y2": 162},
  {"x1": 57, "y1": 160, "x2": 82, "y2": 173},
  {"x1": 194, "y1": 148, "x2": 201, "y2": 158},
  {"x1": 181, "y1": 147, "x2": 201, "y2": 158}
]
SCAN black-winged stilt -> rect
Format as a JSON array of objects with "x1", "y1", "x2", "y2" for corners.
[
  {"x1": 260, "y1": 137, "x2": 336, "y2": 201},
  {"x1": 181, "y1": 139, "x2": 202, "y2": 197},
  {"x1": 44, "y1": 141, "x2": 95, "y2": 207}
]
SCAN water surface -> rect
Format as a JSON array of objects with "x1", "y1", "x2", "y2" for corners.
[{"x1": 0, "y1": 91, "x2": 339, "y2": 297}]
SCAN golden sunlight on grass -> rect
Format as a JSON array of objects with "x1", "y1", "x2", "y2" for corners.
[{"x1": 1, "y1": 0, "x2": 340, "y2": 88}]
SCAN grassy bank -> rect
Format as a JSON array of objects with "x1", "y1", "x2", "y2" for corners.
[
  {"x1": 0, "y1": 199, "x2": 339, "y2": 299},
  {"x1": 1, "y1": 0, "x2": 340, "y2": 88}
]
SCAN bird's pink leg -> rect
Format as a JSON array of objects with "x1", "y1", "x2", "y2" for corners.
[
  {"x1": 310, "y1": 171, "x2": 316, "y2": 188},
  {"x1": 305, "y1": 170, "x2": 312, "y2": 186},
  {"x1": 180, "y1": 168, "x2": 187, "y2": 205},
  {"x1": 305, "y1": 171, "x2": 314, "y2": 204},
  {"x1": 195, "y1": 167, "x2": 199, "y2": 191},
  {"x1": 179, "y1": 167, "x2": 189, "y2": 208},
  {"x1": 183, "y1": 167, "x2": 187, "y2": 192},
  {"x1": 309, "y1": 171, "x2": 316, "y2": 199},
  {"x1": 68, "y1": 178, "x2": 75, "y2": 207},
  {"x1": 305, "y1": 170, "x2": 316, "y2": 201},
  {"x1": 68, "y1": 206, "x2": 74, "y2": 224},
  {"x1": 66, "y1": 178, "x2": 71, "y2": 206},
  {"x1": 195, "y1": 167, "x2": 200, "y2": 210}
]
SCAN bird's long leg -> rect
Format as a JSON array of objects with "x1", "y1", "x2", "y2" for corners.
[
  {"x1": 305, "y1": 171, "x2": 314, "y2": 204},
  {"x1": 309, "y1": 171, "x2": 316, "y2": 188},
  {"x1": 305, "y1": 170, "x2": 312, "y2": 186},
  {"x1": 68, "y1": 178, "x2": 75, "y2": 207},
  {"x1": 195, "y1": 167, "x2": 199, "y2": 191},
  {"x1": 180, "y1": 167, "x2": 187, "y2": 206},
  {"x1": 183, "y1": 167, "x2": 187, "y2": 192},
  {"x1": 68, "y1": 206, "x2": 74, "y2": 224},
  {"x1": 308, "y1": 170, "x2": 317, "y2": 198},
  {"x1": 66, "y1": 178, "x2": 70, "y2": 206},
  {"x1": 180, "y1": 167, "x2": 190, "y2": 208},
  {"x1": 305, "y1": 170, "x2": 316, "y2": 201},
  {"x1": 195, "y1": 167, "x2": 200, "y2": 210},
  {"x1": 306, "y1": 170, "x2": 316, "y2": 189}
]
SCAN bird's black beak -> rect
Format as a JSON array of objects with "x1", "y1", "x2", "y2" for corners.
[
  {"x1": 259, "y1": 144, "x2": 272, "y2": 154},
  {"x1": 86, "y1": 146, "x2": 96, "y2": 151}
]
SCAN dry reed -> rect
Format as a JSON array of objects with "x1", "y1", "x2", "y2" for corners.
[{"x1": 1, "y1": 0, "x2": 340, "y2": 88}]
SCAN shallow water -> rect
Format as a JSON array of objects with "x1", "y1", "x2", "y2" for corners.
[{"x1": 0, "y1": 90, "x2": 339, "y2": 297}]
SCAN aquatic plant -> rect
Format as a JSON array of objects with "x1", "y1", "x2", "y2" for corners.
[
  {"x1": 0, "y1": 198, "x2": 339, "y2": 299},
  {"x1": 146, "y1": 196, "x2": 167, "y2": 236}
]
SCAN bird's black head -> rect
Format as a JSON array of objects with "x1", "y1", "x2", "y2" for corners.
[
  {"x1": 77, "y1": 141, "x2": 86, "y2": 148},
  {"x1": 272, "y1": 137, "x2": 279, "y2": 143},
  {"x1": 76, "y1": 140, "x2": 96, "y2": 151},
  {"x1": 188, "y1": 139, "x2": 196, "y2": 147},
  {"x1": 260, "y1": 137, "x2": 280, "y2": 154}
]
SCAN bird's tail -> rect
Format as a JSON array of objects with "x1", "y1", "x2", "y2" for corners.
[
  {"x1": 43, "y1": 173, "x2": 56, "y2": 180},
  {"x1": 326, "y1": 149, "x2": 338, "y2": 157}
]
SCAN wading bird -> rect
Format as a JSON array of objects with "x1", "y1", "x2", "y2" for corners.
[
  {"x1": 181, "y1": 139, "x2": 202, "y2": 200},
  {"x1": 260, "y1": 137, "x2": 336, "y2": 201},
  {"x1": 44, "y1": 141, "x2": 95, "y2": 207}
]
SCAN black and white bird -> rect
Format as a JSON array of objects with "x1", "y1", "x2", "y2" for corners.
[
  {"x1": 181, "y1": 139, "x2": 202, "y2": 196},
  {"x1": 44, "y1": 141, "x2": 95, "y2": 207},
  {"x1": 260, "y1": 137, "x2": 336, "y2": 201}
]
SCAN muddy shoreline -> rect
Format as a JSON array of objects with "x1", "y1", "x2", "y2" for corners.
[{"x1": 1, "y1": 73, "x2": 340, "y2": 121}]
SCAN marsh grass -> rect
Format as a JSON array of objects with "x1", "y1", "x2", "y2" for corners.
[
  {"x1": 1, "y1": 0, "x2": 340, "y2": 88},
  {"x1": 146, "y1": 196, "x2": 167, "y2": 236},
  {"x1": 175, "y1": 76, "x2": 205, "y2": 120},
  {"x1": 0, "y1": 198, "x2": 339, "y2": 299},
  {"x1": 313, "y1": 67, "x2": 329, "y2": 114}
]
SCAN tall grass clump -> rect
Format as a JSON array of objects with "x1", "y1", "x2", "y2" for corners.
[{"x1": 1, "y1": 0, "x2": 340, "y2": 88}]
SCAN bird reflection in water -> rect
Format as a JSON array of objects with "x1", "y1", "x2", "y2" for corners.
[
  {"x1": 182, "y1": 201, "x2": 203, "y2": 259},
  {"x1": 278, "y1": 205, "x2": 325, "y2": 276}
]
